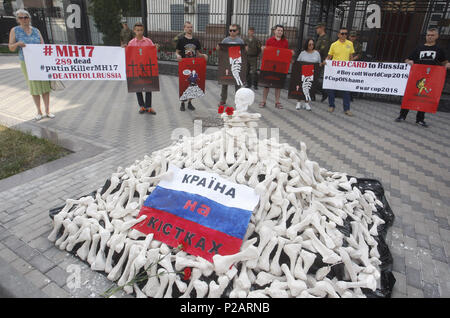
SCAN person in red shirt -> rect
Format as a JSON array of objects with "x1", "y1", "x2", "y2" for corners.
[
  {"x1": 127, "y1": 22, "x2": 158, "y2": 115},
  {"x1": 259, "y1": 25, "x2": 292, "y2": 109}
]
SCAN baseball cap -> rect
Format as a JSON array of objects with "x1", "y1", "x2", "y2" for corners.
[{"x1": 315, "y1": 22, "x2": 326, "y2": 28}]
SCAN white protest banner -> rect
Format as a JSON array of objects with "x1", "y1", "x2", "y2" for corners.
[
  {"x1": 23, "y1": 44, "x2": 126, "y2": 81},
  {"x1": 323, "y1": 60, "x2": 410, "y2": 95}
]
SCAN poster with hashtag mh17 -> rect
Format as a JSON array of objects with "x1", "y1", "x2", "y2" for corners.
[{"x1": 22, "y1": 44, "x2": 126, "y2": 81}]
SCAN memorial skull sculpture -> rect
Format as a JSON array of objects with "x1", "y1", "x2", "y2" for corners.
[{"x1": 49, "y1": 88, "x2": 391, "y2": 298}]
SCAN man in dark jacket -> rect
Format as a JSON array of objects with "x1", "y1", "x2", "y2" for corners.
[
  {"x1": 315, "y1": 22, "x2": 331, "y2": 102},
  {"x1": 245, "y1": 26, "x2": 262, "y2": 89}
]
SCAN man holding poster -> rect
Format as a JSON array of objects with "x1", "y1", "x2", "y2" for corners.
[
  {"x1": 127, "y1": 23, "x2": 159, "y2": 115},
  {"x1": 218, "y1": 24, "x2": 246, "y2": 107},
  {"x1": 326, "y1": 27, "x2": 356, "y2": 116},
  {"x1": 396, "y1": 28, "x2": 450, "y2": 127},
  {"x1": 176, "y1": 21, "x2": 208, "y2": 112}
]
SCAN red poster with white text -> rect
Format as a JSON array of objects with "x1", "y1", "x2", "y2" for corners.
[{"x1": 401, "y1": 64, "x2": 446, "y2": 113}]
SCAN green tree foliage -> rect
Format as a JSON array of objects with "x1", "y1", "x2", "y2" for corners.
[
  {"x1": 89, "y1": 0, "x2": 121, "y2": 45},
  {"x1": 89, "y1": 0, "x2": 142, "y2": 46},
  {"x1": 120, "y1": 0, "x2": 141, "y2": 16}
]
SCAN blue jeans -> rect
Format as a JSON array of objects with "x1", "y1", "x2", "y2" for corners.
[{"x1": 328, "y1": 89, "x2": 350, "y2": 111}]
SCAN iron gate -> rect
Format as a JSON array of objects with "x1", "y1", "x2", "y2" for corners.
[
  {"x1": 3, "y1": 0, "x2": 448, "y2": 104},
  {"x1": 6, "y1": 0, "x2": 448, "y2": 61}
]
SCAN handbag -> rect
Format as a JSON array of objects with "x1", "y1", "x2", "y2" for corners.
[{"x1": 50, "y1": 80, "x2": 65, "y2": 91}]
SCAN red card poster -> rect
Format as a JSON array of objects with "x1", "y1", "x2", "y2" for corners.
[
  {"x1": 401, "y1": 64, "x2": 446, "y2": 113},
  {"x1": 125, "y1": 46, "x2": 159, "y2": 92},
  {"x1": 260, "y1": 46, "x2": 293, "y2": 74},
  {"x1": 259, "y1": 46, "x2": 293, "y2": 88},
  {"x1": 178, "y1": 57, "x2": 206, "y2": 99}
]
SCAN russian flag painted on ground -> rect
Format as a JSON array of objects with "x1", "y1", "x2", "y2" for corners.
[{"x1": 133, "y1": 164, "x2": 260, "y2": 262}]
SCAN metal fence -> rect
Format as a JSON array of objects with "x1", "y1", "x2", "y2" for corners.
[
  {"x1": 146, "y1": 0, "x2": 228, "y2": 64},
  {"x1": 336, "y1": 0, "x2": 450, "y2": 63},
  {"x1": 146, "y1": 0, "x2": 449, "y2": 64},
  {"x1": 145, "y1": 0, "x2": 341, "y2": 64},
  {"x1": 5, "y1": 0, "x2": 448, "y2": 61},
  {"x1": 3, "y1": 0, "x2": 448, "y2": 101}
]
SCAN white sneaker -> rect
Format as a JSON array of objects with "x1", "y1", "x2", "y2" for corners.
[
  {"x1": 46, "y1": 113, "x2": 55, "y2": 118},
  {"x1": 304, "y1": 103, "x2": 311, "y2": 111},
  {"x1": 34, "y1": 114, "x2": 43, "y2": 121},
  {"x1": 296, "y1": 102, "x2": 301, "y2": 110}
]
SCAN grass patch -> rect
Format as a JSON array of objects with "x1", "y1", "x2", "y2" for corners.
[
  {"x1": 0, "y1": 125, "x2": 71, "y2": 180},
  {"x1": 0, "y1": 46, "x2": 17, "y2": 54}
]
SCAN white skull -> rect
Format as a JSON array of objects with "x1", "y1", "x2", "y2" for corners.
[{"x1": 234, "y1": 88, "x2": 255, "y2": 112}]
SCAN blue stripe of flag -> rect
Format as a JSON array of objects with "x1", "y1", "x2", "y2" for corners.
[{"x1": 144, "y1": 186, "x2": 252, "y2": 239}]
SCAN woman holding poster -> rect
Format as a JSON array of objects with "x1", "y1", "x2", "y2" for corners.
[
  {"x1": 295, "y1": 38, "x2": 321, "y2": 111},
  {"x1": 259, "y1": 25, "x2": 293, "y2": 109},
  {"x1": 8, "y1": 9, "x2": 53, "y2": 121}
]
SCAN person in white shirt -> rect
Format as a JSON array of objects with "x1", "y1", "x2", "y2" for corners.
[{"x1": 296, "y1": 38, "x2": 321, "y2": 111}]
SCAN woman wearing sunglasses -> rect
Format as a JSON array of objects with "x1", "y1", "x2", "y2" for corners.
[
  {"x1": 8, "y1": 9, "x2": 53, "y2": 121},
  {"x1": 296, "y1": 38, "x2": 321, "y2": 111}
]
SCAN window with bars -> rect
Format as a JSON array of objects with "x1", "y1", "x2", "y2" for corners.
[
  {"x1": 170, "y1": 4, "x2": 184, "y2": 31},
  {"x1": 248, "y1": 0, "x2": 270, "y2": 34},
  {"x1": 197, "y1": 4, "x2": 210, "y2": 32}
]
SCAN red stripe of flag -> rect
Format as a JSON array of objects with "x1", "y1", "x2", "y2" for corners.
[{"x1": 132, "y1": 206, "x2": 244, "y2": 262}]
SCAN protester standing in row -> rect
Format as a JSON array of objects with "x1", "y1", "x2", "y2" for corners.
[
  {"x1": 315, "y1": 22, "x2": 331, "y2": 103},
  {"x1": 244, "y1": 26, "x2": 262, "y2": 90},
  {"x1": 8, "y1": 9, "x2": 53, "y2": 121},
  {"x1": 395, "y1": 28, "x2": 450, "y2": 127},
  {"x1": 218, "y1": 24, "x2": 245, "y2": 107},
  {"x1": 176, "y1": 21, "x2": 208, "y2": 112},
  {"x1": 296, "y1": 38, "x2": 321, "y2": 111},
  {"x1": 326, "y1": 27, "x2": 356, "y2": 116},
  {"x1": 128, "y1": 22, "x2": 157, "y2": 115},
  {"x1": 260, "y1": 25, "x2": 291, "y2": 109}
]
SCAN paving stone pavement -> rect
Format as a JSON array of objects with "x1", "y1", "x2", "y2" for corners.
[{"x1": 0, "y1": 55, "x2": 449, "y2": 298}]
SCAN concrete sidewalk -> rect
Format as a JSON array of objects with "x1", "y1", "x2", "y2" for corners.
[{"x1": 0, "y1": 55, "x2": 449, "y2": 298}]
